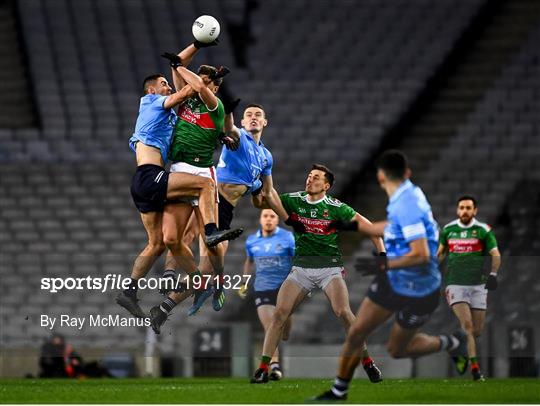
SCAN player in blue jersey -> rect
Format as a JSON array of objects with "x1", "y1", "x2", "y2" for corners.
[
  {"x1": 161, "y1": 103, "x2": 304, "y2": 315},
  {"x1": 239, "y1": 209, "x2": 296, "y2": 380},
  {"x1": 314, "y1": 150, "x2": 468, "y2": 401},
  {"x1": 117, "y1": 43, "x2": 243, "y2": 319}
]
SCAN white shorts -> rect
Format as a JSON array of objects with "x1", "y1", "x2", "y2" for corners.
[
  {"x1": 445, "y1": 284, "x2": 487, "y2": 310},
  {"x1": 286, "y1": 266, "x2": 343, "y2": 291},
  {"x1": 169, "y1": 162, "x2": 218, "y2": 205}
]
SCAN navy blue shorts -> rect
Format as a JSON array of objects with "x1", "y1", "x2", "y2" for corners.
[
  {"x1": 254, "y1": 289, "x2": 279, "y2": 308},
  {"x1": 130, "y1": 164, "x2": 169, "y2": 213},
  {"x1": 367, "y1": 273, "x2": 439, "y2": 329},
  {"x1": 217, "y1": 193, "x2": 235, "y2": 230}
]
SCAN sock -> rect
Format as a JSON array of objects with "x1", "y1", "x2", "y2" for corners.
[
  {"x1": 439, "y1": 335, "x2": 458, "y2": 351},
  {"x1": 361, "y1": 356, "x2": 373, "y2": 367},
  {"x1": 331, "y1": 376, "x2": 350, "y2": 397},
  {"x1": 470, "y1": 356, "x2": 479, "y2": 370},
  {"x1": 270, "y1": 362, "x2": 280, "y2": 371},
  {"x1": 259, "y1": 355, "x2": 271, "y2": 371},
  {"x1": 204, "y1": 223, "x2": 218, "y2": 236},
  {"x1": 163, "y1": 269, "x2": 177, "y2": 279},
  {"x1": 159, "y1": 297, "x2": 177, "y2": 314},
  {"x1": 123, "y1": 278, "x2": 138, "y2": 298}
]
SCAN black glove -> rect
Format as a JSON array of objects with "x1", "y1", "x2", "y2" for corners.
[
  {"x1": 355, "y1": 252, "x2": 388, "y2": 276},
  {"x1": 218, "y1": 132, "x2": 240, "y2": 151},
  {"x1": 193, "y1": 39, "x2": 219, "y2": 49},
  {"x1": 161, "y1": 52, "x2": 182, "y2": 68},
  {"x1": 224, "y1": 98, "x2": 241, "y2": 115},
  {"x1": 285, "y1": 216, "x2": 306, "y2": 233},
  {"x1": 485, "y1": 274, "x2": 498, "y2": 290},
  {"x1": 209, "y1": 66, "x2": 230, "y2": 81},
  {"x1": 329, "y1": 220, "x2": 358, "y2": 232}
]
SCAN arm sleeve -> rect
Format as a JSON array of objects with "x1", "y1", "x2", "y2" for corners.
[
  {"x1": 245, "y1": 238, "x2": 254, "y2": 260},
  {"x1": 261, "y1": 149, "x2": 273, "y2": 177},
  {"x1": 279, "y1": 193, "x2": 292, "y2": 215},
  {"x1": 154, "y1": 95, "x2": 168, "y2": 110},
  {"x1": 485, "y1": 230, "x2": 498, "y2": 251},
  {"x1": 337, "y1": 203, "x2": 356, "y2": 222},
  {"x1": 397, "y1": 203, "x2": 427, "y2": 243}
]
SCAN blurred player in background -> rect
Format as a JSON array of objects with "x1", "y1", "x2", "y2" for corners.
[
  {"x1": 116, "y1": 68, "x2": 222, "y2": 318},
  {"x1": 250, "y1": 164, "x2": 384, "y2": 384},
  {"x1": 161, "y1": 102, "x2": 304, "y2": 315},
  {"x1": 240, "y1": 209, "x2": 296, "y2": 380},
  {"x1": 438, "y1": 195, "x2": 501, "y2": 381},
  {"x1": 314, "y1": 150, "x2": 468, "y2": 401}
]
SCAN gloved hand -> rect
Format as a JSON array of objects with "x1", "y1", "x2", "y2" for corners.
[
  {"x1": 285, "y1": 216, "x2": 306, "y2": 233},
  {"x1": 237, "y1": 283, "x2": 248, "y2": 299},
  {"x1": 329, "y1": 220, "x2": 358, "y2": 232},
  {"x1": 485, "y1": 273, "x2": 498, "y2": 290},
  {"x1": 224, "y1": 98, "x2": 241, "y2": 115},
  {"x1": 218, "y1": 132, "x2": 240, "y2": 151},
  {"x1": 355, "y1": 252, "x2": 388, "y2": 276},
  {"x1": 161, "y1": 52, "x2": 182, "y2": 68},
  {"x1": 194, "y1": 39, "x2": 220, "y2": 49}
]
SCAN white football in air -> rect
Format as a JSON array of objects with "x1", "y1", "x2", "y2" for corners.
[{"x1": 192, "y1": 15, "x2": 220, "y2": 43}]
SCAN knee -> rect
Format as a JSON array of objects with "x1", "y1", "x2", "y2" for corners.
[
  {"x1": 460, "y1": 320, "x2": 474, "y2": 335},
  {"x1": 473, "y1": 328, "x2": 482, "y2": 338},
  {"x1": 386, "y1": 343, "x2": 406, "y2": 359},
  {"x1": 163, "y1": 231, "x2": 181, "y2": 250},
  {"x1": 272, "y1": 308, "x2": 290, "y2": 326},
  {"x1": 147, "y1": 240, "x2": 165, "y2": 256},
  {"x1": 333, "y1": 306, "x2": 352, "y2": 320}
]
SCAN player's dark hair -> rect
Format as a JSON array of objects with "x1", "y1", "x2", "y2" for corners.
[
  {"x1": 457, "y1": 195, "x2": 477, "y2": 208},
  {"x1": 197, "y1": 64, "x2": 224, "y2": 86},
  {"x1": 245, "y1": 103, "x2": 266, "y2": 117},
  {"x1": 376, "y1": 149, "x2": 409, "y2": 180},
  {"x1": 311, "y1": 164, "x2": 334, "y2": 188},
  {"x1": 142, "y1": 74, "x2": 165, "y2": 94}
]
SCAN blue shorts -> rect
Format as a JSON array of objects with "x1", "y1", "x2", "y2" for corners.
[
  {"x1": 367, "y1": 273, "x2": 439, "y2": 329},
  {"x1": 130, "y1": 164, "x2": 169, "y2": 213}
]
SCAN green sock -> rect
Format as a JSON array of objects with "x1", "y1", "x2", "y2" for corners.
[{"x1": 261, "y1": 355, "x2": 271, "y2": 365}]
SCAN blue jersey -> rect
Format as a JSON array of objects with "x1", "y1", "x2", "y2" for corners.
[
  {"x1": 129, "y1": 94, "x2": 177, "y2": 165},
  {"x1": 245, "y1": 227, "x2": 295, "y2": 291},
  {"x1": 217, "y1": 128, "x2": 273, "y2": 194},
  {"x1": 384, "y1": 179, "x2": 441, "y2": 297}
]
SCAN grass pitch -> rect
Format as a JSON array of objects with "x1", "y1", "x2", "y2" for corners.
[{"x1": 1, "y1": 378, "x2": 539, "y2": 403}]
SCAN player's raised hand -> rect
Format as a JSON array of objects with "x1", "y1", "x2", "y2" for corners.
[
  {"x1": 285, "y1": 216, "x2": 306, "y2": 233},
  {"x1": 237, "y1": 283, "x2": 248, "y2": 299},
  {"x1": 485, "y1": 273, "x2": 498, "y2": 290},
  {"x1": 161, "y1": 52, "x2": 182, "y2": 68},
  {"x1": 218, "y1": 132, "x2": 240, "y2": 151},
  {"x1": 194, "y1": 38, "x2": 219, "y2": 49},
  {"x1": 224, "y1": 98, "x2": 241, "y2": 115},
  {"x1": 355, "y1": 252, "x2": 388, "y2": 275}
]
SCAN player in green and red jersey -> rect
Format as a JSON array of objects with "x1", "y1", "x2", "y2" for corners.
[
  {"x1": 250, "y1": 164, "x2": 385, "y2": 384},
  {"x1": 148, "y1": 49, "x2": 243, "y2": 333},
  {"x1": 438, "y1": 195, "x2": 501, "y2": 381}
]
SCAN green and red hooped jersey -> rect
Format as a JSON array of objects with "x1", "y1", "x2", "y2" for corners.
[
  {"x1": 169, "y1": 97, "x2": 225, "y2": 168},
  {"x1": 439, "y1": 218, "x2": 498, "y2": 285},
  {"x1": 280, "y1": 191, "x2": 356, "y2": 268}
]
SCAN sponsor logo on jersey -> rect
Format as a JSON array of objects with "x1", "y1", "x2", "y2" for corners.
[
  {"x1": 178, "y1": 104, "x2": 217, "y2": 129},
  {"x1": 290, "y1": 213, "x2": 333, "y2": 235},
  {"x1": 448, "y1": 238, "x2": 483, "y2": 253},
  {"x1": 323, "y1": 209, "x2": 329, "y2": 218}
]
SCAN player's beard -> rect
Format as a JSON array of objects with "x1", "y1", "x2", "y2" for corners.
[{"x1": 459, "y1": 215, "x2": 473, "y2": 224}]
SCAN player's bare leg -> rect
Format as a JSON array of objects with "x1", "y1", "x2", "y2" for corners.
[
  {"x1": 324, "y1": 278, "x2": 383, "y2": 383},
  {"x1": 313, "y1": 298, "x2": 392, "y2": 400},
  {"x1": 323, "y1": 277, "x2": 355, "y2": 330},
  {"x1": 470, "y1": 308, "x2": 487, "y2": 380},
  {"x1": 251, "y1": 279, "x2": 304, "y2": 383},
  {"x1": 257, "y1": 304, "x2": 284, "y2": 380},
  {"x1": 116, "y1": 211, "x2": 165, "y2": 318}
]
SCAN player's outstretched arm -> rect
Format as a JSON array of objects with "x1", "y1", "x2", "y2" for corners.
[
  {"x1": 352, "y1": 213, "x2": 385, "y2": 252},
  {"x1": 260, "y1": 176, "x2": 289, "y2": 221},
  {"x1": 174, "y1": 66, "x2": 218, "y2": 110},
  {"x1": 163, "y1": 84, "x2": 196, "y2": 110}
]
